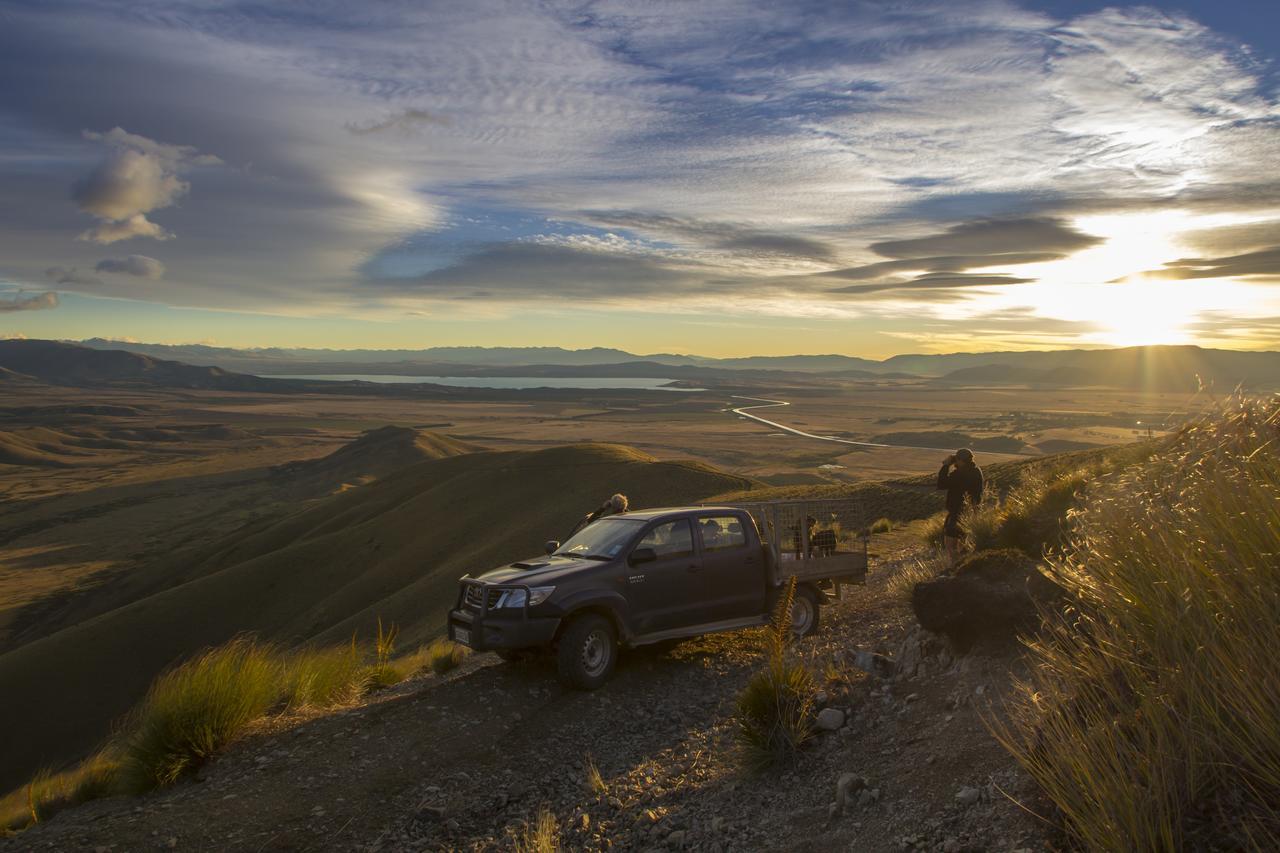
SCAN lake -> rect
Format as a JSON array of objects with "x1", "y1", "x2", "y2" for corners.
[{"x1": 259, "y1": 374, "x2": 700, "y2": 391}]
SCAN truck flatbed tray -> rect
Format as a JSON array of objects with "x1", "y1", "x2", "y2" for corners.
[{"x1": 728, "y1": 498, "x2": 870, "y2": 586}]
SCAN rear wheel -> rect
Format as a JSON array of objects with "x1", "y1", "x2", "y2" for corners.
[
  {"x1": 791, "y1": 585, "x2": 822, "y2": 637},
  {"x1": 556, "y1": 614, "x2": 617, "y2": 690}
]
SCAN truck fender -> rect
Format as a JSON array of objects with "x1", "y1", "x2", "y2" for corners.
[{"x1": 553, "y1": 591, "x2": 632, "y2": 643}]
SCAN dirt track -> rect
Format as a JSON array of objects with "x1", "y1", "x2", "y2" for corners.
[{"x1": 5, "y1": 541, "x2": 1049, "y2": 852}]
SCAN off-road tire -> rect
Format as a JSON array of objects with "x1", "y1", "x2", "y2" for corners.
[
  {"x1": 792, "y1": 584, "x2": 822, "y2": 637},
  {"x1": 556, "y1": 614, "x2": 617, "y2": 690}
]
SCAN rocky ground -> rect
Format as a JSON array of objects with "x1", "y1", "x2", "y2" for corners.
[{"x1": 4, "y1": 541, "x2": 1052, "y2": 852}]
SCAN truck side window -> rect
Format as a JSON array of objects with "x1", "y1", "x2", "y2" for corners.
[
  {"x1": 636, "y1": 520, "x2": 694, "y2": 560},
  {"x1": 699, "y1": 516, "x2": 747, "y2": 552}
]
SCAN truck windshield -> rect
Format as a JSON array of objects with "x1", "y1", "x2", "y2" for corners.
[{"x1": 555, "y1": 518, "x2": 645, "y2": 560}]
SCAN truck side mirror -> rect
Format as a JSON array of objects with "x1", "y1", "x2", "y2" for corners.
[
  {"x1": 629, "y1": 547, "x2": 657, "y2": 566},
  {"x1": 544, "y1": 540, "x2": 560, "y2": 555}
]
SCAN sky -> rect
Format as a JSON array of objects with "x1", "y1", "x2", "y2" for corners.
[{"x1": 1, "y1": 0, "x2": 1279, "y2": 358}]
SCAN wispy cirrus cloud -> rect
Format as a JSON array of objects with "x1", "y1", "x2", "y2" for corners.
[{"x1": 0, "y1": 1, "x2": 1277, "y2": 350}]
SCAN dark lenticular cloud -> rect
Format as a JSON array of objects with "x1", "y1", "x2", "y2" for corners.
[
  {"x1": 45, "y1": 266, "x2": 102, "y2": 286},
  {"x1": 0, "y1": 292, "x2": 59, "y2": 312},
  {"x1": 395, "y1": 242, "x2": 711, "y2": 301},
  {"x1": 834, "y1": 272, "x2": 1035, "y2": 296},
  {"x1": 868, "y1": 218, "x2": 1103, "y2": 259},
  {"x1": 95, "y1": 255, "x2": 165, "y2": 279},
  {"x1": 1144, "y1": 247, "x2": 1280, "y2": 282}
]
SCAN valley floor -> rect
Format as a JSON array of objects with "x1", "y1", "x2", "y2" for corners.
[{"x1": 5, "y1": 537, "x2": 1049, "y2": 853}]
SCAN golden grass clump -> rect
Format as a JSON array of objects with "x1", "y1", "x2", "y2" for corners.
[
  {"x1": 427, "y1": 638, "x2": 470, "y2": 675},
  {"x1": 514, "y1": 807, "x2": 561, "y2": 852},
  {"x1": 995, "y1": 397, "x2": 1280, "y2": 850},
  {"x1": 584, "y1": 753, "x2": 607, "y2": 796},
  {"x1": 735, "y1": 577, "x2": 817, "y2": 771},
  {"x1": 869, "y1": 517, "x2": 893, "y2": 534},
  {"x1": 885, "y1": 554, "x2": 946, "y2": 602},
  {"x1": 283, "y1": 643, "x2": 366, "y2": 710},
  {"x1": 0, "y1": 751, "x2": 119, "y2": 832},
  {"x1": 118, "y1": 636, "x2": 281, "y2": 792}
]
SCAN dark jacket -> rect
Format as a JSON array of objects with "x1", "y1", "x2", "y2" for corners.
[{"x1": 938, "y1": 462, "x2": 983, "y2": 514}]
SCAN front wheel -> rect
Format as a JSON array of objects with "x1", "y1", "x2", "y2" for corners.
[
  {"x1": 791, "y1": 585, "x2": 822, "y2": 637},
  {"x1": 556, "y1": 614, "x2": 617, "y2": 690}
]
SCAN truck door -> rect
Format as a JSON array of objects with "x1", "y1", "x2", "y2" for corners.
[
  {"x1": 623, "y1": 519, "x2": 705, "y2": 634},
  {"x1": 693, "y1": 513, "x2": 769, "y2": 622}
]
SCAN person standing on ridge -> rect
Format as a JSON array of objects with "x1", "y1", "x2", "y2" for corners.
[
  {"x1": 937, "y1": 448, "x2": 983, "y2": 567},
  {"x1": 570, "y1": 493, "x2": 629, "y2": 537}
]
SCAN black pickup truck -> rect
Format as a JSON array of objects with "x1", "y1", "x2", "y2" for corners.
[{"x1": 447, "y1": 502, "x2": 868, "y2": 688}]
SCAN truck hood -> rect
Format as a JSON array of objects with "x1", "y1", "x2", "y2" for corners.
[{"x1": 474, "y1": 554, "x2": 602, "y2": 585}]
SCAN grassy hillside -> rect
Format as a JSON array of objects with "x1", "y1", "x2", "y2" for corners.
[
  {"x1": 0, "y1": 440, "x2": 754, "y2": 791},
  {"x1": 997, "y1": 397, "x2": 1280, "y2": 849}
]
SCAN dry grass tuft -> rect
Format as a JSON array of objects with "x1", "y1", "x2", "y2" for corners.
[
  {"x1": 994, "y1": 397, "x2": 1280, "y2": 850},
  {"x1": 427, "y1": 638, "x2": 469, "y2": 675},
  {"x1": 284, "y1": 644, "x2": 366, "y2": 710},
  {"x1": 514, "y1": 807, "x2": 561, "y2": 852},
  {"x1": 584, "y1": 753, "x2": 608, "y2": 796},
  {"x1": 884, "y1": 554, "x2": 947, "y2": 601},
  {"x1": 118, "y1": 636, "x2": 281, "y2": 792},
  {"x1": 869, "y1": 516, "x2": 893, "y2": 534},
  {"x1": 735, "y1": 577, "x2": 817, "y2": 771}
]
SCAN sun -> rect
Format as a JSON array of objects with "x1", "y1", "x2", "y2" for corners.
[{"x1": 1094, "y1": 278, "x2": 1194, "y2": 347}]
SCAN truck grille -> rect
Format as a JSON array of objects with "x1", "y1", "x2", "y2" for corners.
[{"x1": 464, "y1": 585, "x2": 501, "y2": 611}]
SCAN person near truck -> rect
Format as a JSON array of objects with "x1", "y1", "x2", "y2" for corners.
[
  {"x1": 937, "y1": 448, "x2": 983, "y2": 567},
  {"x1": 570, "y1": 493, "x2": 629, "y2": 536}
]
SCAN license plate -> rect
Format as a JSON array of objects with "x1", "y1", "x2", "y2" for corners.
[{"x1": 453, "y1": 627, "x2": 471, "y2": 647}]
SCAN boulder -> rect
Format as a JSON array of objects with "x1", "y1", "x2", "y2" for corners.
[
  {"x1": 911, "y1": 549, "x2": 1063, "y2": 648},
  {"x1": 816, "y1": 707, "x2": 846, "y2": 731},
  {"x1": 848, "y1": 650, "x2": 896, "y2": 679}
]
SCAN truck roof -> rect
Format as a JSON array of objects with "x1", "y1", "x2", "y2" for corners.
[{"x1": 612, "y1": 506, "x2": 746, "y2": 521}]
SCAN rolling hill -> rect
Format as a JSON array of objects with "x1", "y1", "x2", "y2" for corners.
[{"x1": 0, "y1": 438, "x2": 757, "y2": 791}]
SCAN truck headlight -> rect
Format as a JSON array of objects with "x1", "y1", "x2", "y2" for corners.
[{"x1": 496, "y1": 586, "x2": 555, "y2": 608}]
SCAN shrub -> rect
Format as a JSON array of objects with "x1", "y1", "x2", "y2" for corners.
[
  {"x1": 283, "y1": 644, "x2": 365, "y2": 710},
  {"x1": 735, "y1": 578, "x2": 816, "y2": 771},
  {"x1": 117, "y1": 636, "x2": 281, "y2": 792},
  {"x1": 427, "y1": 638, "x2": 469, "y2": 675},
  {"x1": 994, "y1": 398, "x2": 1280, "y2": 849},
  {"x1": 869, "y1": 517, "x2": 893, "y2": 534},
  {"x1": 514, "y1": 807, "x2": 561, "y2": 852}
]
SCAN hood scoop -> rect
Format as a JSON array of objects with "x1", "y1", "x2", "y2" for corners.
[{"x1": 510, "y1": 560, "x2": 551, "y2": 570}]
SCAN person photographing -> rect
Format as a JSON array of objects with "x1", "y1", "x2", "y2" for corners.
[{"x1": 937, "y1": 448, "x2": 983, "y2": 567}]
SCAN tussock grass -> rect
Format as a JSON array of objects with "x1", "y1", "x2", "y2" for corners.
[
  {"x1": 284, "y1": 644, "x2": 366, "y2": 710},
  {"x1": 869, "y1": 516, "x2": 893, "y2": 534},
  {"x1": 515, "y1": 807, "x2": 561, "y2": 852},
  {"x1": 0, "y1": 752, "x2": 119, "y2": 831},
  {"x1": 118, "y1": 637, "x2": 282, "y2": 792},
  {"x1": 584, "y1": 754, "x2": 607, "y2": 796},
  {"x1": 885, "y1": 554, "x2": 946, "y2": 602},
  {"x1": 427, "y1": 638, "x2": 469, "y2": 675},
  {"x1": 4, "y1": 618, "x2": 448, "y2": 830},
  {"x1": 995, "y1": 398, "x2": 1280, "y2": 850},
  {"x1": 735, "y1": 577, "x2": 817, "y2": 771}
]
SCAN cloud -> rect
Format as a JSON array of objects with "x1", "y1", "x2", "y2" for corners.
[
  {"x1": 0, "y1": 292, "x2": 59, "y2": 312},
  {"x1": 346, "y1": 109, "x2": 449, "y2": 135},
  {"x1": 1181, "y1": 220, "x2": 1280, "y2": 256},
  {"x1": 395, "y1": 242, "x2": 709, "y2": 301},
  {"x1": 833, "y1": 272, "x2": 1035, "y2": 296},
  {"x1": 868, "y1": 218, "x2": 1103, "y2": 259},
  {"x1": 1140, "y1": 247, "x2": 1280, "y2": 282},
  {"x1": 45, "y1": 265, "x2": 102, "y2": 286},
  {"x1": 73, "y1": 127, "x2": 220, "y2": 244},
  {"x1": 819, "y1": 252, "x2": 1063, "y2": 281},
  {"x1": 584, "y1": 211, "x2": 837, "y2": 261},
  {"x1": 95, "y1": 255, "x2": 166, "y2": 279}
]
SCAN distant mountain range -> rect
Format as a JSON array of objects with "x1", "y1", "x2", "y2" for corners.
[{"x1": 0, "y1": 338, "x2": 1273, "y2": 392}]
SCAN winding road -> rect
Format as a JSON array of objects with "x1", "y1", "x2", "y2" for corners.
[{"x1": 728, "y1": 395, "x2": 1033, "y2": 456}]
